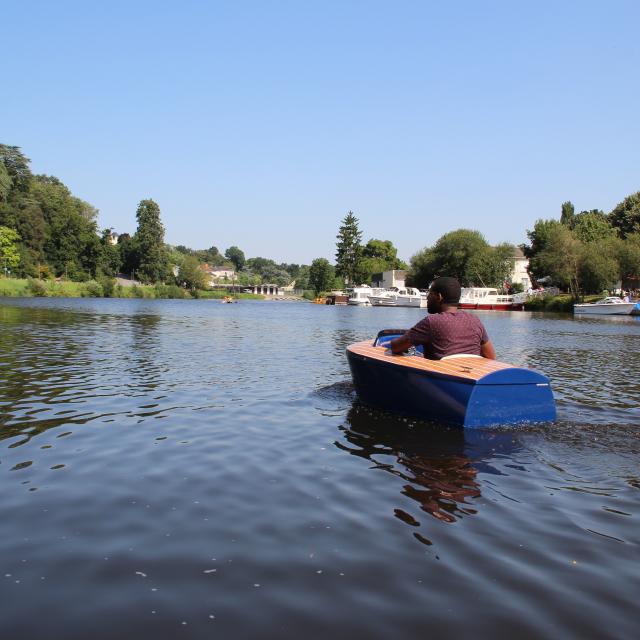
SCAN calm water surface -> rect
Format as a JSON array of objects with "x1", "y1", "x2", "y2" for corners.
[{"x1": 0, "y1": 299, "x2": 638, "y2": 639}]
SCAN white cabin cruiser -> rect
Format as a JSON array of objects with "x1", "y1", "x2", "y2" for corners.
[
  {"x1": 459, "y1": 287, "x2": 520, "y2": 311},
  {"x1": 369, "y1": 287, "x2": 425, "y2": 308},
  {"x1": 573, "y1": 297, "x2": 636, "y2": 315},
  {"x1": 347, "y1": 285, "x2": 383, "y2": 306}
]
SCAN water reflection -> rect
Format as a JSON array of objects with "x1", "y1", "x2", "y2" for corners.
[{"x1": 336, "y1": 403, "x2": 519, "y2": 537}]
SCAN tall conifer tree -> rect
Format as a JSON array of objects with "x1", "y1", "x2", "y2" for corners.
[
  {"x1": 335, "y1": 211, "x2": 363, "y2": 285},
  {"x1": 135, "y1": 199, "x2": 167, "y2": 283}
]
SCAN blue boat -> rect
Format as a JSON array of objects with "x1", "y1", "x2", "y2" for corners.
[{"x1": 346, "y1": 329, "x2": 556, "y2": 428}]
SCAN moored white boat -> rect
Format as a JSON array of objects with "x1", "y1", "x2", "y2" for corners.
[
  {"x1": 347, "y1": 285, "x2": 383, "y2": 306},
  {"x1": 459, "y1": 287, "x2": 521, "y2": 311},
  {"x1": 369, "y1": 287, "x2": 425, "y2": 308},
  {"x1": 573, "y1": 297, "x2": 636, "y2": 315}
]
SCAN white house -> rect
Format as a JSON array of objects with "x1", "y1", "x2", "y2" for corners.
[
  {"x1": 199, "y1": 264, "x2": 236, "y2": 287},
  {"x1": 510, "y1": 247, "x2": 531, "y2": 291},
  {"x1": 371, "y1": 270, "x2": 406, "y2": 289}
]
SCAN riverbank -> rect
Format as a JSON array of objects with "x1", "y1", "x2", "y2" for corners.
[
  {"x1": 0, "y1": 277, "x2": 265, "y2": 300},
  {"x1": 523, "y1": 293, "x2": 637, "y2": 312}
]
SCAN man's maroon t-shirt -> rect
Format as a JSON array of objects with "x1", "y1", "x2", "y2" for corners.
[{"x1": 404, "y1": 310, "x2": 489, "y2": 360}]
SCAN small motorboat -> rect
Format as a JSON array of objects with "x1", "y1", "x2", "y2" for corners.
[
  {"x1": 346, "y1": 329, "x2": 556, "y2": 428},
  {"x1": 368, "y1": 287, "x2": 425, "y2": 307},
  {"x1": 573, "y1": 297, "x2": 635, "y2": 315}
]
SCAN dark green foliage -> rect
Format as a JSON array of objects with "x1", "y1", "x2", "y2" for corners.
[
  {"x1": 97, "y1": 229, "x2": 123, "y2": 276},
  {"x1": 154, "y1": 283, "x2": 187, "y2": 299},
  {"x1": 245, "y1": 257, "x2": 292, "y2": 286},
  {"x1": 178, "y1": 255, "x2": 207, "y2": 291},
  {"x1": 573, "y1": 210, "x2": 615, "y2": 243},
  {"x1": 355, "y1": 239, "x2": 406, "y2": 284},
  {"x1": 292, "y1": 265, "x2": 310, "y2": 290},
  {"x1": 98, "y1": 275, "x2": 117, "y2": 297},
  {"x1": 225, "y1": 246, "x2": 245, "y2": 271},
  {"x1": 335, "y1": 211, "x2": 363, "y2": 285},
  {"x1": 578, "y1": 240, "x2": 619, "y2": 294},
  {"x1": 408, "y1": 229, "x2": 509, "y2": 288},
  {"x1": 608, "y1": 191, "x2": 640, "y2": 238},
  {"x1": 117, "y1": 233, "x2": 138, "y2": 276},
  {"x1": 0, "y1": 145, "x2": 32, "y2": 193},
  {"x1": 82, "y1": 280, "x2": 104, "y2": 297},
  {"x1": 134, "y1": 199, "x2": 168, "y2": 283},
  {"x1": 27, "y1": 278, "x2": 47, "y2": 296},
  {"x1": 0, "y1": 163, "x2": 11, "y2": 201},
  {"x1": 309, "y1": 258, "x2": 335, "y2": 294},
  {"x1": 523, "y1": 294, "x2": 574, "y2": 312},
  {"x1": 560, "y1": 201, "x2": 575, "y2": 228}
]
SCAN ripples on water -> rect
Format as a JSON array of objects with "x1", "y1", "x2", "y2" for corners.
[{"x1": 0, "y1": 299, "x2": 638, "y2": 638}]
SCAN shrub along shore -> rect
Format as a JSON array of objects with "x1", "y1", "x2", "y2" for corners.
[{"x1": 0, "y1": 278, "x2": 263, "y2": 300}]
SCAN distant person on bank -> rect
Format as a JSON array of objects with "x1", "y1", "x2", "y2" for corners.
[{"x1": 390, "y1": 277, "x2": 496, "y2": 360}]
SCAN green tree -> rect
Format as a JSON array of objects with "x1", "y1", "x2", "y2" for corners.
[
  {"x1": 573, "y1": 210, "x2": 615, "y2": 243},
  {"x1": 355, "y1": 238, "x2": 407, "y2": 284},
  {"x1": 0, "y1": 225, "x2": 21, "y2": 275},
  {"x1": 409, "y1": 229, "x2": 488, "y2": 287},
  {"x1": 522, "y1": 219, "x2": 564, "y2": 285},
  {"x1": 97, "y1": 228, "x2": 123, "y2": 276},
  {"x1": 578, "y1": 239, "x2": 620, "y2": 294},
  {"x1": 134, "y1": 199, "x2": 167, "y2": 283},
  {"x1": 309, "y1": 258, "x2": 335, "y2": 295},
  {"x1": 0, "y1": 163, "x2": 11, "y2": 201},
  {"x1": 335, "y1": 211, "x2": 363, "y2": 285},
  {"x1": 609, "y1": 191, "x2": 640, "y2": 238},
  {"x1": 225, "y1": 246, "x2": 245, "y2": 271},
  {"x1": 292, "y1": 265, "x2": 310, "y2": 290},
  {"x1": 179, "y1": 255, "x2": 207, "y2": 291},
  {"x1": 0, "y1": 145, "x2": 32, "y2": 193},
  {"x1": 560, "y1": 201, "x2": 575, "y2": 228},
  {"x1": 117, "y1": 233, "x2": 139, "y2": 277},
  {"x1": 618, "y1": 234, "x2": 640, "y2": 280},
  {"x1": 535, "y1": 224, "x2": 581, "y2": 297},
  {"x1": 31, "y1": 175, "x2": 100, "y2": 279},
  {"x1": 465, "y1": 242, "x2": 515, "y2": 288}
]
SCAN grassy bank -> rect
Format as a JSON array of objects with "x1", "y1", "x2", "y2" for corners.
[
  {"x1": 0, "y1": 278, "x2": 265, "y2": 300},
  {"x1": 523, "y1": 293, "x2": 606, "y2": 312}
]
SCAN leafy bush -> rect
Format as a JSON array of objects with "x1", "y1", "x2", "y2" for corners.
[
  {"x1": 27, "y1": 278, "x2": 48, "y2": 297},
  {"x1": 130, "y1": 284, "x2": 145, "y2": 298},
  {"x1": 154, "y1": 283, "x2": 187, "y2": 299},
  {"x1": 98, "y1": 276, "x2": 117, "y2": 298},
  {"x1": 82, "y1": 280, "x2": 104, "y2": 297},
  {"x1": 523, "y1": 294, "x2": 574, "y2": 312}
]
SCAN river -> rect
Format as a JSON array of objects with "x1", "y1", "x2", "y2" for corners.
[{"x1": 0, "y1": 298, "x2": 638, "y2": 639}]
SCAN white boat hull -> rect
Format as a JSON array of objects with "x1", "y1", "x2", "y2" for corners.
[{"x1": 573, "y1": 303, "x2": 635, "y2": 315}]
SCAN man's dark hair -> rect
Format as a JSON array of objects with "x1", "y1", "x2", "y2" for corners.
[{"x1": 430, "y1": 277, "x2": 461, "y2": 304}]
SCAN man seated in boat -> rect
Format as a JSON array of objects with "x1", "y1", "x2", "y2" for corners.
[{"x1": 390, "y1": 277, "x2": 496, "y2": 360}]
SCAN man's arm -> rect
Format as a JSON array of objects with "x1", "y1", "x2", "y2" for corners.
[
  {"x1": 390, "y1": 334, "x2": 413, "y2": 354},
  {"x1": 481, "y1": 340, "x2": 496, "y2": 360}
]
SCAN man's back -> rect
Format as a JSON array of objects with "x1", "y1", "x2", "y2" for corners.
[{"x1": 405, "y1": 311, "x2": 489, "y2": 360}]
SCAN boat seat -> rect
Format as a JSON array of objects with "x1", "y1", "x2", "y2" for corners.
[{"x1": 441, "y1": 353, "x2": 483, "y2": 360}]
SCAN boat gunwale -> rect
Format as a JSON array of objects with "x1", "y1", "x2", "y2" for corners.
[{"x1": 346, "y1": 341, "x2": 513, "y2": 384}]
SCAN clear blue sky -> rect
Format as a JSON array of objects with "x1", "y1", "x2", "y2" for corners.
[{"x1": 3, "y1": 1, "x2": 639, "y2": 264}]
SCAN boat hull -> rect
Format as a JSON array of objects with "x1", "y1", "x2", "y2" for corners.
[
  {"x1": 369, "y1": 296, "x2": 422, "y2": 307},
  {"x1": 573, "y1": 304, "x2": 635, "y2": 315},
  {"x1": 459, "y1": 303, "x2": 523, "y2": 311},
  {"x1": 346, "y1": 338, "x2": 556, "y2": 428}
]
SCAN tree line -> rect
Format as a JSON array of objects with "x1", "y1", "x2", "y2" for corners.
[
  {"x1": 3, "y1": 143, "x2": 639, "y2": 298},
  {"x1": 522, "y1": 197, "x2": 640, "y2": 296},
  {"x1": 0, "y1": 145, "x2": 309, "y2": 293}
]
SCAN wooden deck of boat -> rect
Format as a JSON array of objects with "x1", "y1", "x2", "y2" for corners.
[{"x1": 347, "y1": 341, "x2": 513, "y2": 382}]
